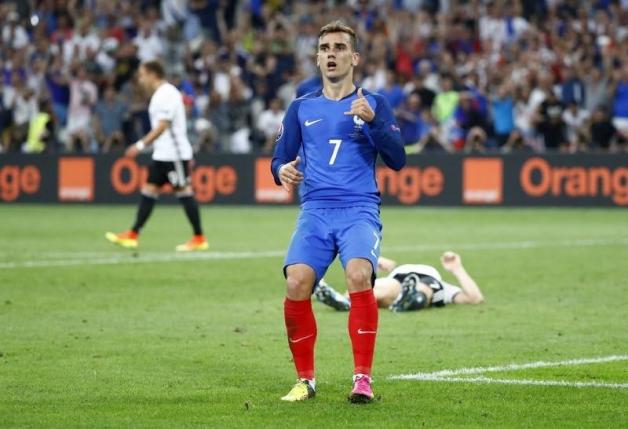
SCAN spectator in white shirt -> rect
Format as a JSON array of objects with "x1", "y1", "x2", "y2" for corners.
[
  {"x1": 256, "y1": 98, "x2": 285, "y2": 153},
  {"x1": 2, "y1": 11, "x2": 29, "y2": 50},
  {"x1": 133, "y1": 19, "x2": 164, "y2": 63},
  {"x1": 66, "y1": 66, "x2": 97, "y2": 152},
  {"x1": 563, "y1": 102, "x2": 589, "y2": 152},
  {"x1": 63, "y1": 17, "x2": 101, "y2": 64}
]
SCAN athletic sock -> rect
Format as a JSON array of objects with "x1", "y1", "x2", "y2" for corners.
[
  {"x1": 348, "y1": 289, "x2": 378, "y2": 376},
  {"x1": 131, "y1": 194, "x2": 157, "y2": 233},
  {"x1": 284, "y1": 297, "x2": 317, "y2": 380},
  {"x1": 178, "y1": 196, "x2": 203, "y2": 236}
]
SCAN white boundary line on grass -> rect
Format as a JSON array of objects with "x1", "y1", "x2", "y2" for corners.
[
  {"x1": 389, "y1": 355, "x2": 628, "y2": 390},
  {"x1": 1, "y1": 237, "x2": 627, "y2": 270}
]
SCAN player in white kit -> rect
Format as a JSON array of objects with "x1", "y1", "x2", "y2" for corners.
[
  {"x1": 315, "y1": 252, "x2": 484, "y2": 311},
  {"x1": 106, "y1": 61, "x2": 208, "y2": 251}
]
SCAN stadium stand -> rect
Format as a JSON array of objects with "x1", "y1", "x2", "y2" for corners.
[{"x1": 0, "y1": 0, "x2": 627, "y2": 154}]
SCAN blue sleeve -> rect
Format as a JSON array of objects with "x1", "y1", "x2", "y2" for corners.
[
  {"x1": 367, "y1": 94, "x2": 406, "y2": 171},
  {"x1": 271, "y1": 99, "x2": 302, "y2": 186}
]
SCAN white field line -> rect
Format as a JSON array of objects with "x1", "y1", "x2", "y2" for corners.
[
  {"x1": 393, "y1": 355, "x2": 628, "y2": 379},
  {"x1": 411, "y1": 376, "x2": 628, "y2": 390},
  {"x1": 389, "y1": 355, "x2": 628, "y2": 390},
  {"x1": 0, "y1": 250, "x2": 285, "y2": 269},
  {"x1": 0, "y1": 237, "x2": 627, "y2": 270}
]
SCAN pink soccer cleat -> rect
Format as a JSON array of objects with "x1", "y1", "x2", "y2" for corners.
[{"x1": 348, "y1": 374, "x2": 374, "y2": 404}]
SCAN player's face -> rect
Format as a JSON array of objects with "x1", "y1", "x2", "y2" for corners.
[
  {"x1": 137, "y1": 66, "x2": 153, "y2": 91},
  {"x1": 317, "y1": 32, "x2": 359, "y2": 83}
]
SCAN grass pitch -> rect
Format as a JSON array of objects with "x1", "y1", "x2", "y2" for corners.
[{"x1": 1, "y1": 205, "x2": 627, "y2": 428}]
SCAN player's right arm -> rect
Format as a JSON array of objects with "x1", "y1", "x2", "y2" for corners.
[
  {"x1": 125, "y1": 119, "x2": 170, "y2": 158},
  {"x1": 377, "y1": 256, "x2": 397, "y2": 273},
  {"x1": 441, "y1": 251, "x2": 485, "y2": 305},
  {"x1": 271, "y1": 100, "x2": 303, "y2": 191}
]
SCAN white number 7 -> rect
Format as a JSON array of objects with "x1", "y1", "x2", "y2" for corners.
[{"x1": 328, "y1": 139, "x2": 342, "y2": 165}]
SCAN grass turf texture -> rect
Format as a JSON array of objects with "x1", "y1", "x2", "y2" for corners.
[{"x1": 1, "y1": 205, "x2": 626, "y2": 428}]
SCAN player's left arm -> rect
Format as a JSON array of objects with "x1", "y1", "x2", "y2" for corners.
[
  {"x1": 346, "y1": 88, "x2": 406, "y2": 171},
  {"x1": 125, "y1": 119, "x2": 170, "y2": 158}
]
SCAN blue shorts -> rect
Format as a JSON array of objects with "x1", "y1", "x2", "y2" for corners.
[{"x1": 284, "y1": 206, "x2": 382, "y2": 284}]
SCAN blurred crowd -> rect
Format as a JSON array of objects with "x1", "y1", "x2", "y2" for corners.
[{"x1": 1, "y1": 0, "x2": 627, "y2": 155}]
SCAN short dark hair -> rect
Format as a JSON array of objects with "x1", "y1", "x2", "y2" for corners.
[
  {"x1": 319, "y1": 20, "x2": 358, "y2": 52},
  {"x1": 141, "y1": 60, "x2": 165, "y2": 78}
]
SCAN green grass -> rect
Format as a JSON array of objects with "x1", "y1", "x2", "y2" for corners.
[{"x1": 1, "y1": 205, "x2": 627, "y2": 428}]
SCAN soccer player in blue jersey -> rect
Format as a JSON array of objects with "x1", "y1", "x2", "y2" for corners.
[{"x1": 271, "y1": 20, "x2": 406, "y2": 403}]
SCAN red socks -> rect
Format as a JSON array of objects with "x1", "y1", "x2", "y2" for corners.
[
  {"x1": 348, "y1": 289, "x2": 378, "y2": 376},
  {"x1": 284, "y1": 290, "x2": 377, "y2": 380},
  {"x1": 284, "y1": 298, "x2": 317, "y2": 380}
]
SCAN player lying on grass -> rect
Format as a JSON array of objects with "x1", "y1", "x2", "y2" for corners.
[{"x1": 314, "y1": 252, "x2": 484, "y2": 312}]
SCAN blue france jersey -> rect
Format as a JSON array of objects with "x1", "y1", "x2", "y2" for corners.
[{"x1": 271, "y1": 88, "x2": 405, "y2": 209}]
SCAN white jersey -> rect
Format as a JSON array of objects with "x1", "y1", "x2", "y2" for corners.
[
  {"x1": 388, "y1": 264, "x2": 461, "y2": 305},
  {"x1": 148, "y1": 82, "x2": 193, "y2": 161}
]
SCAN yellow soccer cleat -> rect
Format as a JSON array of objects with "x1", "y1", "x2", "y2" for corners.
[
  {"x1": 280, "y1": 379, "x2": 316, "y2": 402},
  {"x1": 175, "y1": 235, "x2": 209, "y2": 252},
  {"x1": 105, "y1": 230, "x2": 138, "y2": 249}
]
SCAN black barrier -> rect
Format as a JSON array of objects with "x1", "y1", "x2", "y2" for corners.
[{"x1": 0, "y1": 154, "x2": 627, "y2": 206}]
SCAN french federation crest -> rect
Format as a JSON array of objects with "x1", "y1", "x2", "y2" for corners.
[{"x1": 353, "y1": 115, "x2": 365, "y2": 126}]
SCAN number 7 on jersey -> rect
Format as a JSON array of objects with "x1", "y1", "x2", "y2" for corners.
[{"x1": 328, "y1": 139, "x2": 342, "y2": 165}]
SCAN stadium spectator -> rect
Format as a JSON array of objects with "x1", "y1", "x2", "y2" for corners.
[
  {"x1": 536, "y1": 90, "x2": 567, "y2": 151},
  {"x1": 377, "y1": 70, "x2": 406, "y2": 110},
  {"x1": 45, "y1": 56, "x2": 70, "y2": 129},
  {"x1": 611, "y1": 64, "x2": 628, "y2": 143},
  {"x1": 491, "y1": 83, "x2": 516, "y2": 147},
  {"x1": 584, "y1": 66, "x2": 610, "y2": 114},
  {"x1": 223, "y1": 77, "x2": 250, "y2": 153},
  {"x1": 396, "y1": 92, "x2": 426, "y2": 146},
  {"x1": 563, "y1": 102, "x2": 590, "y2": 152},
  {"x1": 133, "y1": 19, "x2": 164, "y2": 63},
  {"x1": 256, "y1": 97, "x2": 284, "y2": 153},
  {"x1": 66, "y1": 66, "x2": 97, "y2": 152},
  {"x1": 204, "y1": 89, "x2": 229, "y2": 152},
  {"x1": 24, "y1": 99, "x2": 54, "y2": 153},
  {"x1": 404, "y1": 74, "x2": 435, "y2": 110},
  {"x1": 93, "y1": 86, "x2": 127, "y2": 152},
  {"x1": 4, "y1": 74, "x2": 38, "y2": 152},
  {"x1": 62, "y1": 14, "x2": 100, "y2": 65},
  {"x1": 456, "y1": 91, "x2": 489, "y2": 152},
  {"x1": 432, "y1": 74, "x2": 458, "y2": 124},
  {"x1": 589, "y1": 106, "x2": 618, "y2": 151},
  {"x1": 2, "y1": 11, "x2": 29, "y2": 50},
  {"x1": 560, "y1": 65, "x2": 586, "y2": 108},
  {"x1": 416, "y1": 110, "x2": 452, "y2": 153}
]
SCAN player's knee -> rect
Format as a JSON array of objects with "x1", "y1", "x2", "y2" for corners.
[
  {"x1": 285, "y1": 271, "x2": 315, "y2": 297},
  {"x1": 143, "y1": 183, "x2": 159, "y2": 192},
  {"x1": 345, "y1": 266, "x2": 371, "y2": 289},
  {"x1": 141, "y1": 185, "x2": 159, "y2": 199}
]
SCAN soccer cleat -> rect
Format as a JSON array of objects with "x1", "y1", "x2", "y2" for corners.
[
  {"x1": 314, "y1": 280, "x2": 350, "y2": 311},
  {"x1": 348, "y1": 374, "x2": 374, "y2": 404},
  {"x1": 105, "y1": 230, "x2": 138, "y2": 249},
  {"x1": 389, "y1": 282, "x2": 427, "y2": 312},
  {"x1": 280, "y1": 379, "x2": 316, "y2": 402},
  {"x1": 175, "y1": 235, "x2": 209, "y2": 252}
]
